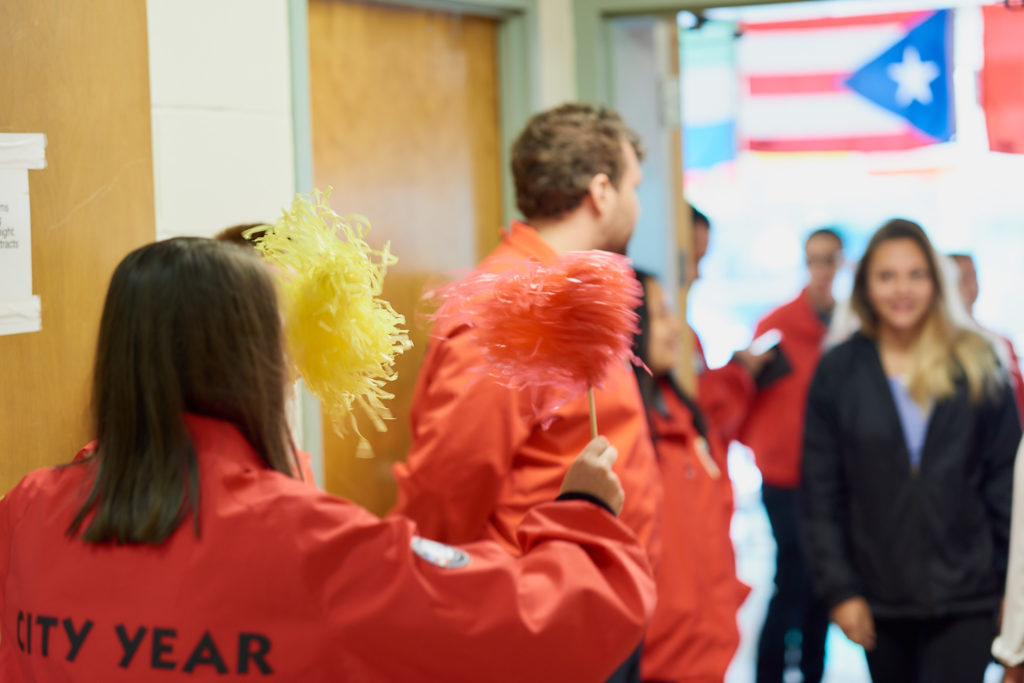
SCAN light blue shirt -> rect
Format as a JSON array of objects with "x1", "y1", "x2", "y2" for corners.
[{"x1": 887, "y1": 377, "x2": 931, "y2": 470}]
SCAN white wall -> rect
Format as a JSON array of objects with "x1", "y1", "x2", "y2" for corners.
[
  {"x1": 146, "y1": 0, "x2": 296, "y2": 241},
  {"x1": 537, "y1": 0, "x2": 578, "y2": 107}
]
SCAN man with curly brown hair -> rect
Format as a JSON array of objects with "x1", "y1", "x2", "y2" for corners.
[{"x1": 392, "y1": 103, "x2": 659, "y2": 682}]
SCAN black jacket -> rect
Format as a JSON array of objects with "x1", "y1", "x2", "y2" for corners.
[{"x1": 800, "y1": 332, "x2": 1022, "y2": 618}]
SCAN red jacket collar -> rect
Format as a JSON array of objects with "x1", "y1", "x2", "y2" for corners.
[
  {"x1": 183, "y1": 414, "x2": 267, "y2": 470},
  {"x1": 501, "y1": 221, "x2": 559, "y2": 264},
  {"x1": 74, "y1": 415, "x2": 267, "y2": 471},
  {"x1": 796, "y1": 287, "x2": 829, "y2": 336}
]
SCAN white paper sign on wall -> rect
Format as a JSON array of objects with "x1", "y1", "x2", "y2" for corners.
[{"x1": 0, "y1": 133, "x2": 46, "y2": 336}]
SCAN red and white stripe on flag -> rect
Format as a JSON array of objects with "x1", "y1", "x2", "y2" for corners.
[{"x1": 738, "y1": 11, "x2": 939, "y2": 152}]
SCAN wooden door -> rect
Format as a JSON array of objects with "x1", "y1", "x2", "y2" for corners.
[
  {"x1": 308, "y1": 0, "x2": 503, "y2": 515},
  {"x1": 0, "y1": 1, "x2": 156, "y2": 493}
]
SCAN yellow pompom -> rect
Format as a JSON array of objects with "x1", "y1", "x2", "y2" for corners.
[{"x1": 250, "y1": 189, "x2": 411, "y2": 435}]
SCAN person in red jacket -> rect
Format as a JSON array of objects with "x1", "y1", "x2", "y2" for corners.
[
  {"x1": 686, "y1": 207, "x2": 766, "y2": 444},
  {"x1": 392, "y1": 104, "x2": 663, "y2": 681},
  {"x1": 951, "y1": 252, "x2": 1024, "y2": 424},
  {"x1": 633, "y1": 270, "x2": 750, "y2": 683},
  {"x1": 739, "y1": 228, "x2": 843, "y2": 683},
  {"x1": 0, "y1": 238, "x2": 657, "y2": 682}
]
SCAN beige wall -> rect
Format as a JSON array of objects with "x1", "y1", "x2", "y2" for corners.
[
  {"x1": 537, "y1": 0, "x2": 578, "y2": 107},
  {"x1": 146, "y1": 0, "x2": 296, "y2": 241}
]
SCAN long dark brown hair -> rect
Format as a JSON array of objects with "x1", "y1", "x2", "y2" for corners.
[
  {"x1": 851, "y1": 218, "x2": 997, "y2": 404},
  {"x1": 67, "y1": 238, "x2": 297, "y2": 544},
  {"x1": 632, "y1": 270, "x2": 709, "y2": 442}
]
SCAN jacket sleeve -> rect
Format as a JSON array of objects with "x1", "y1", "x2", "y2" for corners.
[
  {"x1": 752, "y1": 314, "x2": 773, "y2": 341},
  {"x1": 993, "y1": 439, "x2": 1024, "y2": 667},
  {"x1": 313, "y1": 498, "x2": 656, "y2": 683},
  {"x1": 736, "y1": 317, "x2": 772, "y2": 439},
  {"x1": 693, "y1": 332, "x2": 756, "y2": 444},
  {"x1": 979, "y1": 379, "x2": 1023, "y2": 579},
  {"x1": 697, "y1": 363, "x2": 755, "y2": 444},
  {"x1": 800, "y1": 360, "x2": 862, "y2": 610},
  {"x1": 391, "y1": 327, "x2": 532, "y2": 543}
]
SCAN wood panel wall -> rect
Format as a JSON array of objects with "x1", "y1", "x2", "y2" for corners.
[{"x1": 0, "y1": 1, "x2": 156, "y2": 493}]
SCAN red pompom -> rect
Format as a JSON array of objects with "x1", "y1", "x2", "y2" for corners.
[{"x1": 432, "y1": 250, "x2": 642, "y2": 405}]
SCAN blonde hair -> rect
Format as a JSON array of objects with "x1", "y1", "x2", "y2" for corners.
[{"x1": 851, "y1": 219, "x2": 1000, "y2": 405}]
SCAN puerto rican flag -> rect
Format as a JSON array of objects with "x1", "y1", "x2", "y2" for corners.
[{"x1": 737, "y1": 10, "x2": 955, "y2": 152}]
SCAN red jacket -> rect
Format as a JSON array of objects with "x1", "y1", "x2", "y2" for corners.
[
  {"x1": 641, "y1": 380, "x2": 750, "y2": 683},
  {"x1": 739, "y1": 290, "x2": 827, "y2": 488},
  {"x1": 296, "y1": 450, "x2": 316, "y2": 486},
  {"x1": 693, "y1": 334, "x2": 756, "y2": 445},
  {"x1": 392, "y1": 222, "x2": 663, "y2": 569},
  {"x1": 0, "y1": 415, "x2": 655, "y2": 682}
]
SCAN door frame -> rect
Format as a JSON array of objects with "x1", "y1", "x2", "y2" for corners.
[
  {"x1": 572, "y1": 0, "x2": 814, "y2": 104},
  {"x1": 287, "y1": 0, "x2": 539, "y2": 480}
]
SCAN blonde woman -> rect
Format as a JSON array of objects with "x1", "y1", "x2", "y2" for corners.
[{"x1": 800, "y1": 219, "x2": 1021, "y2": 682}]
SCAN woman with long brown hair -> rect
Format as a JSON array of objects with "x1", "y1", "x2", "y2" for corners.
[
  {"x1": 801, "y1": 219, "x2": 1021, "y2": 682},
  {"x1": 631, "y1": 269, "x2": 749, "y2": 683},
  {"x1": 0, "y1": 237, "x2": 655, "y2": 682}
]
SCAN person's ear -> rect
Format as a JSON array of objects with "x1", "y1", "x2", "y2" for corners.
[{"x1": 587, "y1": 173, "x2": 614, "y2": 216}]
